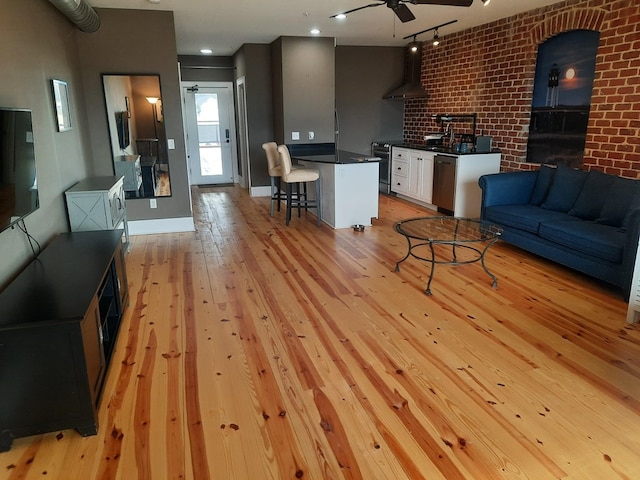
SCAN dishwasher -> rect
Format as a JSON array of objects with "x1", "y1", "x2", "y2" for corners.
[{"x1": 432, "y1": 155, "x2": 456, "y2": 213}]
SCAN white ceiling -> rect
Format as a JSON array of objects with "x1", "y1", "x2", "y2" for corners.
[{"x1": 90, "y1": 0, "x2": 566, "y2": 56}]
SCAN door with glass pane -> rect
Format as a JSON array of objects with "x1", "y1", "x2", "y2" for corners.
[{"x1": 183, "y1": 84, "x2": 235, "y2": 185}]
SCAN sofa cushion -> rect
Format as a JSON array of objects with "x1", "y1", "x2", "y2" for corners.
[
  {"x1": 529, "y1": 164, "x2": 556, "y2": 205},
  {"x1": 541, "y1": 165, "x2": 589, "y2": 212},
  {"x1": 569, "y1": 170, "x2": 615, "y2": 220},
  {"x1": 596, "y1": 176, "x2": 640, "y2": 228},
  {"x1": 484, "y1": 205, "x2": 580, "y2": 234},
  {"x1": 539, "y1": 220, "x2": 625, "y2": 263}
]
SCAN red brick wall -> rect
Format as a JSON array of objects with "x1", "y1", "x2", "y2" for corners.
[{"x1": 404, "y1": 0, "x2": 640, "y2": 178}]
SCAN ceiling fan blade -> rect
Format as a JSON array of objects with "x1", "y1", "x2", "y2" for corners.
[
  {"x1": 408, "y1": 0, "x2": 473, "y2": 6},
  {"x1": 393, "y1": 4, "x2": 416, "y2": 22},
  {"x1": 330, "y1": 2, "x2": 386, "y2": 18}
]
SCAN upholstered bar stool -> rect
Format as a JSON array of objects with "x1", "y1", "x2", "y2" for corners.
[
  {"x1": 263, "y1": 142, "x2": 307, "y2": 216},
  {"x1": 262, "y1": 142, "x2": 285, "y2": 216},
  {"x1": 277, "y1": 145, "x2": 322, "y2": 226}
]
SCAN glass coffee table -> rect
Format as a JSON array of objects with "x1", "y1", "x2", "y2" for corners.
[{"x1": 394, "y1": 216, "x2": 503, "y2": 295}]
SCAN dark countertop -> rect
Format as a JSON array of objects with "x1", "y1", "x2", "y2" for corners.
[
  {"x1": 293, "y1": 149, "x2": 381, "y2": 164},
  {"x1": 394, "y1": 143, "x2": 501, "y2": 156}
]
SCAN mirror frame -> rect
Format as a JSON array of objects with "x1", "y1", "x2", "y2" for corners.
[{"x1": 101, "y1": 73, "x2": 171, "y2": 199}]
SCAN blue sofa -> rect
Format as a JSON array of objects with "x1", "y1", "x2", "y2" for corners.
[{"x1": 478, "y1": 165, "x2": 640, "y2": 298}]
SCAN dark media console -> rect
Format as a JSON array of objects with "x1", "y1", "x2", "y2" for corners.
[{"x1": 0, "y1": 230, "x2": 128, "y2": 451}]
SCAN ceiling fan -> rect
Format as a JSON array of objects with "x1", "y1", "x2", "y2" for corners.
[{"x1": 331, "y1": 0, "x2": 474, "y2": 23}]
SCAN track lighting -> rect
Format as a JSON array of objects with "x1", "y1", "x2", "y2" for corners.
[
  {"x1": 432, "y1": 30, "x2": 440, "y2": 46},
  {"x1": 403, "y1": 19, "x2": 457, "y2": 43},
  {"x1": 482, "y1": 0, "x2": 491, "y2": 5},
  {"x1": 409, "y1": 36, "x2": 419, "y2": 52}
]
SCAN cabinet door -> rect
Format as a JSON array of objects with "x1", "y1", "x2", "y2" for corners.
[
  {"x1": 408, "y1": 154, "x2": 422, "y2": 198},
  {"x1": 66, "y1": 192, "x2": 109, "y2": 231},
  {"x1": 419, "y1": 153, "x2": 434, "y2": 204},
  {"x1": 81, "y1": 296, "x2": 106, "y2": 404}
]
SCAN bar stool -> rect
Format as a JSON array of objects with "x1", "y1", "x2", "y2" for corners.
[
  {"x1": 277, "y1": 145, "x2": 322, "y2": 226},
  {"x1": 263, "y1": 142, "x2": 307, "y2": 217},
  {"x1": 262, "y1": 142, "x2": 285, "y2": 216}
]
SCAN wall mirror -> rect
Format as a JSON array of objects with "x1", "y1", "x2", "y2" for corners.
[{"x1": 102, "y1": 74, "x2": 171, "y2": 198}]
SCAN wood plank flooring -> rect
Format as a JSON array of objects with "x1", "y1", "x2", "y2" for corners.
[{"x1": 2, "y1": 185, "x2": 640, "y2": 479}]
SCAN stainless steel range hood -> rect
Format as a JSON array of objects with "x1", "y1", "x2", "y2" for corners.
[
  {"x1": 383, "y1": 42, "x2": 428, "y2": 100},
  {"x1": 383, "y1": 82, "x2": 428, "y2": 100}
]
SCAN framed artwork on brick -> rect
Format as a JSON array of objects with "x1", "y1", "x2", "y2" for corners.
[{"x1": 526, "y1": 30, "x2": 600, "y2": 167}]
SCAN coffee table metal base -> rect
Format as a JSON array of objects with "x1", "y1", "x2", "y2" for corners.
[{"x1": 394, "y1": 217, "x2": 502, "y2": 296}]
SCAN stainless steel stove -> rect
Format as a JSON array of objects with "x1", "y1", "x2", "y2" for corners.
[{"x1": 371, "y1": 140, "x2": 402, "y2": 194}]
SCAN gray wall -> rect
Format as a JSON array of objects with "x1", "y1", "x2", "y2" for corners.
[
  {"x1": 234, "y1": 44, "x2": 274, "y2": 188},
  {"x1": 335, "y1": 46, "x2": 405, "y2": 153},
  {"x1": 77, "y1": 8, "x2": 191, "y2": 222},
  {"x1": 0, "y1": 1, "x2": 92, "y2": 289},
  {"x1": 272, "y1": 37, "x2": 336, "y2": 145},
  {"x1": 179, "y1": 55, "x2": 236, "y2": 83}
]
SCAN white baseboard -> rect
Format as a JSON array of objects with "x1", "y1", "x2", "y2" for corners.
[
  {"x1": 251, "y1": 186, "x2": 271, "y2": 197},
  {"x1": 128, "y1": 216, "x2": 195, "y2": 235}
]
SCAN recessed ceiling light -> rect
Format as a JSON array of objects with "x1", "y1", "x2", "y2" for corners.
[
  {"x1": 310, "y1": 28, "x2": 321, "y2": 35},
  {"x1": 200, "y1": 48, "x2": 213, "y2": 54}
]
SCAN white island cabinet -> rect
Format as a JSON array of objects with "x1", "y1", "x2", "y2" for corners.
[
  {"x1": 293, "y1": 150, "x2": 380, "y2": 229},
  {"x1": 391, "y1": 146, "x2": 501, "y2": 218}
]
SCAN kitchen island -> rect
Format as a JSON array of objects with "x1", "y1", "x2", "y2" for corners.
[{"x1": 291, "y1": 149, "x2": 380, "y2": 229}]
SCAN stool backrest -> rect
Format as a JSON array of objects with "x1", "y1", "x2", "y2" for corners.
[
  {"x1": 277, "y1": 145, "x2": 293, "y2": 177},
  {"x1": 262, "y1": 142, "x2": 281, "y2": 176}
]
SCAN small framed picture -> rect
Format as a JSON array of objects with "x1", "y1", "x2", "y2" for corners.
[{"x1": 51, "y1": 79, "x2": 72, "y2": 132}]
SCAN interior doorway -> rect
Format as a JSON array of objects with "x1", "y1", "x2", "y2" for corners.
[
  {"x1": 182, "y1": 82, "x2": 237, "y2": 185},
  {"x1": 235, "y1": 77, "x2": 249, "y2": 189}
]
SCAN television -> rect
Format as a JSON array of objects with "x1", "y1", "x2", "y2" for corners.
[
  {"x1": 0, "y1": 108, "x2": 39, "y2": 232},
  {"x1": 115, "y1": 111, "x2": 130, "y2": 149}
]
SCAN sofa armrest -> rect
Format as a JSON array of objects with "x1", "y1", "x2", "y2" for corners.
[
  {"x1": 478, "y1": 171, "x2": 538, "y2": 218},
  {"x1": 622, "y1": 208, "x2": 640, "y2": 299}
]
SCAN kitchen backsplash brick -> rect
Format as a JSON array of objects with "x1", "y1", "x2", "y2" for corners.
[{"x1": 404, "y1": 0, "x2": 640, "y2": 178}]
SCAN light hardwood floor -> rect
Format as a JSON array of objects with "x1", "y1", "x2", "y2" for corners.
[{"x1": 2, "y1": 185, "x2": 639, "y2": 479}]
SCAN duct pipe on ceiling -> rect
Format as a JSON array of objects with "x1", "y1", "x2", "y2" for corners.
[{"x1": 48, "y1": 0, "x2": 100, "y2": 33}]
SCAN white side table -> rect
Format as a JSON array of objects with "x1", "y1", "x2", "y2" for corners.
[{"x1": 65, "y1": 176, "x2": 130, "y2": 250}]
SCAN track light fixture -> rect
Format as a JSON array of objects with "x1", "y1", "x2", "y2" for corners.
[
  {"x1": 409, "y1": 36, "x2": 419, "y2": 52},
  {"x1": 482, "y1": 0, "x2": 491, "y2": 5},
  {"x1": 403, "y1": 19, "x2": 457, "y2": 44}
]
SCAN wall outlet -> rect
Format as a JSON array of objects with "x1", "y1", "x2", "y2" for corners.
[
  {"x1": 308, "y1": 131, "x2": 314, "y2": 140},
  {"x1": 291, "y1": 131, "x2": 300, "y2": 141},
  {"x1": 167, "y1": 138, "x2": 175, "y2": 149},
  {"x1": 149, "y1": 198, "x2": 157, "y2": 209}
]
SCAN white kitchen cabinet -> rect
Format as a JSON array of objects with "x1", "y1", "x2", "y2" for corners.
[
  {"x1": 453, "y1": 153, "x2": 501, "y2": 217},
  {"x1": 391, "y1": 147, "x2": 410, "y2": 195},
  {"x1": 65, "y1": 176, "x2": 130, "y2": 250},
  {"x1": 391, "y1": 146, "x2": 434, "y2": 205},
  {"x1": 408, "y1": 150, "x2": 434, "y2": 204},
  {"x1": 392, "y1": 146, "x2": 501, "y2": 217}
]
